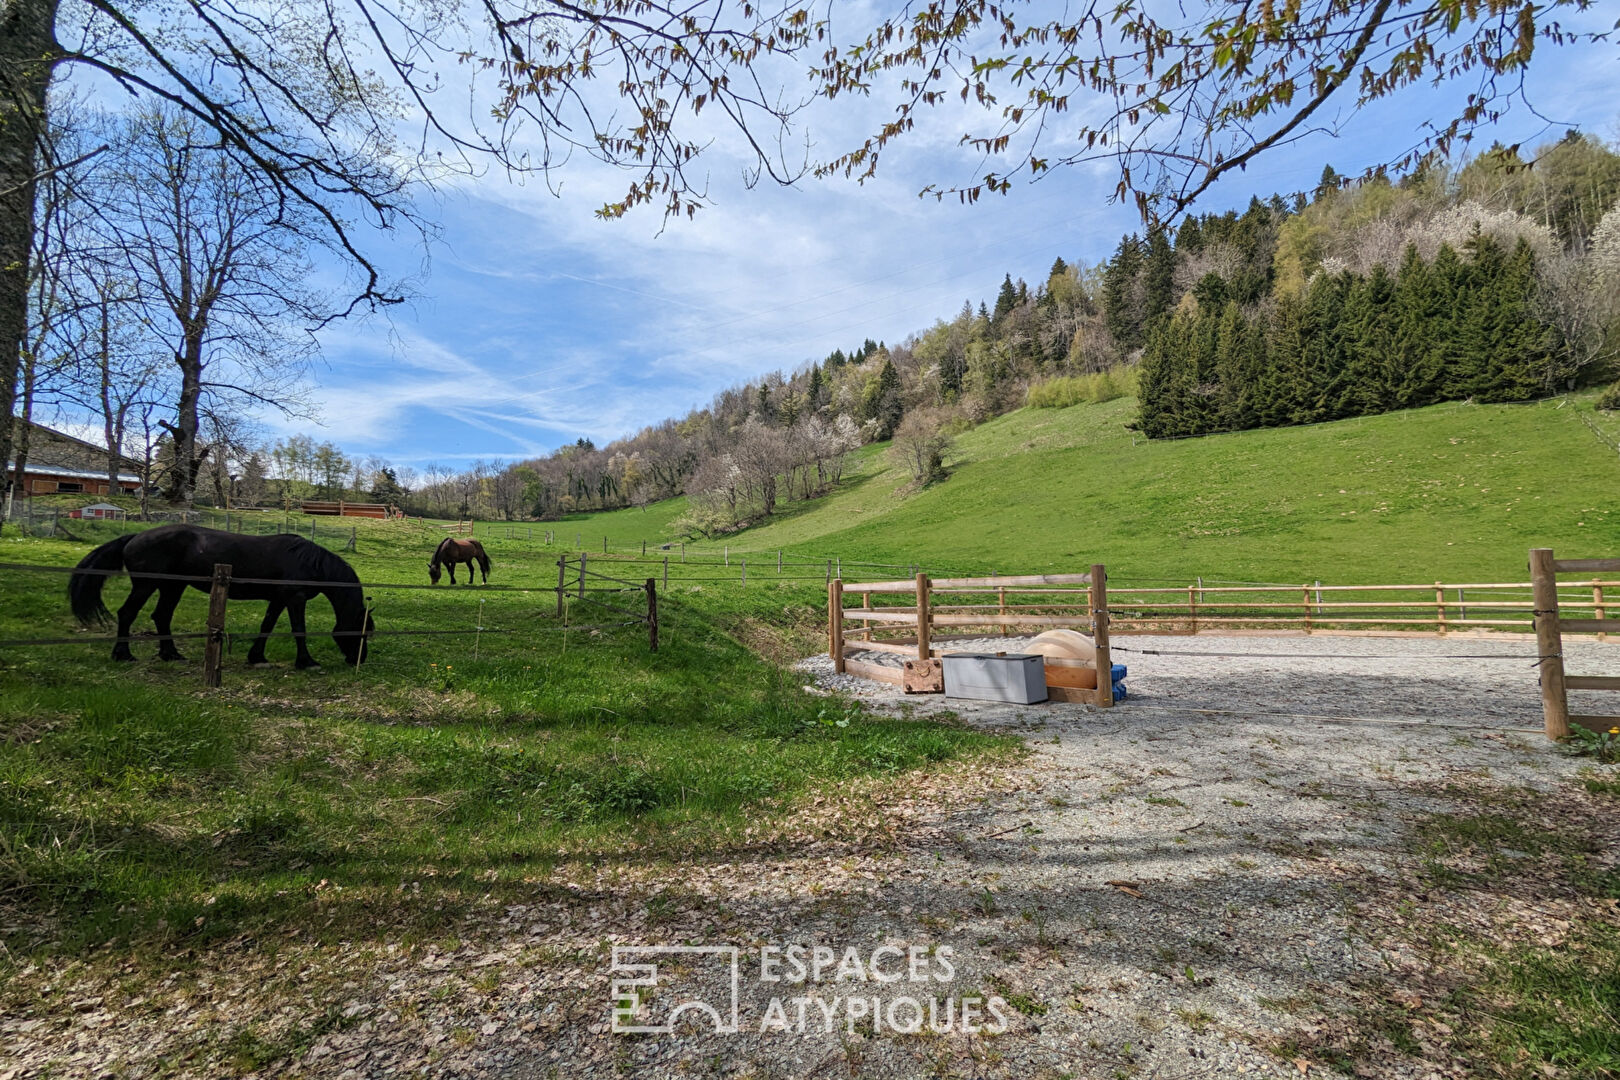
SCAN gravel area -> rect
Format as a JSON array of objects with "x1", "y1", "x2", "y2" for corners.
[
  {"x1": 801, "y1": 632, "x2": 1620, "y2": 732},
  {"x1": 5, "y1": 635, "x2": 1616, "y2": 1079}
]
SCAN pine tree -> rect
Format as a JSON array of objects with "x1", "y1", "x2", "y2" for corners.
[
  {"x1": 1392, "y1": 245, "x2": 1446, "y2": 408},
  {"x1": 1102, "y1": 235, "x2": 1146, "y2": 351},
  {"x1": 1335, "y1": 265, "x2": 1397, "y2": 417},
  {"x1": 1143, "y1": 227, "x2": 1176, "y2": 327},
  {"x1": 1258, "y1": 291, "x2": 1309, "y2": 427},
  {"x1": 807, "y1": 363, "x2": 825, "y2": 410},
  {"x1": 993, "y1": 273, "x2": 1019, "y2": 326}
]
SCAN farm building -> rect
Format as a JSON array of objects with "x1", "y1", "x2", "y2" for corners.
[
  {"x1": 4, "y1": 421, "x2": 142, "y2": 497},
  {"x1": 69, "y1": 503, "x2": 127, "y2": 520}
]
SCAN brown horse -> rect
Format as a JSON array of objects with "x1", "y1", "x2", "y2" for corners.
[{"x1": 429, "y1": 537, "x2": 491, "y2": 585}]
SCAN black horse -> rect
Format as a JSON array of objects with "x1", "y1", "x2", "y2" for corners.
[{"x1": 69, "y1": 524, "x2": 375, "y2": 668}]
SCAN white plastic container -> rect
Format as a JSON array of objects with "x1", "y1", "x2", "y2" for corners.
[{"x1": 942, "y1": 653, "x2": 1048, "y2": 704}]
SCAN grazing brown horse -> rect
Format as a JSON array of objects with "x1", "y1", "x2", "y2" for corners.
[{"x1": 429, "y1": 537, "x2": 491, "y2": 585}]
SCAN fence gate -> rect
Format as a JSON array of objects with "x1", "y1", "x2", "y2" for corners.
[{"x1": 1529, "y1": 547, "x2": 1620, "y2": 739}]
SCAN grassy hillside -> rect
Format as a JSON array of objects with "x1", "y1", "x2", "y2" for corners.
[{"x1": 573, "y1": 393, "x2": 1620, "y2": 584}]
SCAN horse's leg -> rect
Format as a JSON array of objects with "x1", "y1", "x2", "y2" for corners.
[
  {"x1": 151, "y1": 583, "x2": 188, "y2": 661},
  {"x1": 113, "y1": 578, "x2": 158, "y2": 661},
  {"x1": 449, "y1": 562, "x2": 457, "y2": 585},
  {"x1": 245, "y1": 600, "x2": 286, "y2": 666},
  {"x1": 464, "y1": 557, "x2": 473, "y2": 586},
  {"x1": 287, "y1": 598, "x2": 319, "y2": 669}
]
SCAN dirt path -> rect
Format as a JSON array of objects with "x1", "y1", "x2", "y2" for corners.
[{"x1": 5, "y1": 637, "x2": 1617, "y2": 1079}]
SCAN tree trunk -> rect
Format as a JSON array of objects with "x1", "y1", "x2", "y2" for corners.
[
  {"x1": 97, "y1": 293, "x2": 120, "y2": 497},
  {"x1": 0, "y1": 0, "x2": 59, "y2": 532},
  {"x1": 162, "y1": 335, "x2": 206, "y2": 506},
  {"x1": 2, "y1": 350, "x2": 38, "y2": 523}
]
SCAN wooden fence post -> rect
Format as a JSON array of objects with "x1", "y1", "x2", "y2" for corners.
[
  {"x1": 1594, "y1": 582, "x2": 1607, "y2": 642},
  {"x1": 1091, "y1": 564, "x2": 1112, "y2": 709},
  {"x1": 915, "y1": 573, "x2": 931, "y2": 660},
  {"x1": 829, "y1": 578, "x2": 845, "y2": 673},
  {"x1": 641, "y1": 540, "x2": 646, "y2": 557},
  {"x1": 203, "y1": 563, "x2": 232, "y2": 688},
  {"x1": 663, "y1": 556, "x2": 669, "y2": 591},
  {"x1": 778, "y1": 550, "x2": 782, "y2": 574},
  {"x1": 578, "y1": 552, "x2": 587, "y2": 598},
  {"x1": 556, "y1": 556, "x2": 567, "y2": 618},
  {"x1": 1188, "y1": 584, "x2": 1199, "y2": 635},
  {"x1": 999, "y1": 585, "x2": 1008, "y2": 637},
  {"x1": 646, "y1": 578, "x2": 658, "y2": 653},
  {"x1": 603, "y1": 535, "x2": 607, "y2": 554},
  {"x1": 1435, "y1": 581, "x2": 1447, "y2": 633},
  {"x1": 1302, "y1": 584, "x2": 1312, "y2": 633},
  {"x1": 1529, "y1": 548, "x2": 1570, "y2": 740}
]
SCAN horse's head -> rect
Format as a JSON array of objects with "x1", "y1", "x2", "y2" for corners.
[
  {"x1": 428, "y1": 559, "x2": 441, "y2": 585},
  {"x1": 336, "y1": 608, "x2": 376, "y2": 666}
]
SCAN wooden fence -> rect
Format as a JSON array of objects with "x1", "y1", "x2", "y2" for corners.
[
  {"x1": 301, "y1": 500, "x2": 391, "y2": 518},
  {"x1": 1530, "y1": 547, "x2": 1620, "y2": 739},
  {"x1": 829, "y1": 567, "x2": 1115, "y2": 707},
  {"x1": 827, "y1": 558, "x2": 1618, "y2": 718}
]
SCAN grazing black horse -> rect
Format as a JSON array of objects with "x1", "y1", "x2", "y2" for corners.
[
  {"x1": 428, "y1": 537, "x2": 491, "y2": 585},
  {"x1": 69, "y1": 524, "x2": 375, "y2": 668}
]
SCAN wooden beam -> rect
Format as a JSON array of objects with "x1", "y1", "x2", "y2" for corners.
[
  {"x1": 1530, "y1": 548, "x2": 1570, "y2": 740},
  {"x1": 1569, "y1": 714, "x2": 1620, "y2": 733},
  {"x1": 843, "y1": 657, "x2": 904, "y2": 685},
  {"x1": 841, "y1": 580, "x2": 922, "y2": 593},
  {"x1": 1565, "y1": 675, "x2": 1620, "y2": 691},
  {"x1": 202, "y1": 563, "x2": 232, "y2": 689},
  {"x1": 915, "y1": 572, "x2": 931, "y2": 662},
  {"x1": 1092, "y1": 563, "x2": 1112, "y2": 709},
  {"x1": 829, "y1": 578, "x2": 845, "y2": 675},
  {"x1": 1555, "y1": 619, "x2": 1614, "y2": 634},
  {"x1": 929, "y1": 572, "x2": 1092, "y2": 589},
  {"x1": 1553, "y1": 558, "x2": 1620, "y2": 574}
]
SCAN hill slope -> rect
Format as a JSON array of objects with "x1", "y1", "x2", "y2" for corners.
[{"x1": 574, "y1": 394, "x2": 1620, "y2": 583}]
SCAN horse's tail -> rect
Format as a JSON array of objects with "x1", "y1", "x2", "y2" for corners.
[
  {"x1": 70, "y1": 533, "x2": 134, "y2": 626},
  {"x1": 475, "y1": 541, "x2": 491, "y2": 577}
]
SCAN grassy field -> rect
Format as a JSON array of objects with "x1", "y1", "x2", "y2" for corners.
[
  {"x1": 561, "y1": 392, "x2": 1620, "y2": 585},
  {"x1": 0, "y1": 518, "x2": 1010, "y2": 957}
]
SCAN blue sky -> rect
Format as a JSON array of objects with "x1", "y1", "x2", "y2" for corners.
[{"x1": 240, "y1": 19, "x2": 1620, "y2": 470}]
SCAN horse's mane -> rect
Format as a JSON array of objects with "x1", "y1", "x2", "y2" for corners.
[
  {"x1": 431, "y1": 536, "x2": 457, "y2": 561},
  {"x1": 295, "y1": 539, "x2": 364, "y2": 623}
]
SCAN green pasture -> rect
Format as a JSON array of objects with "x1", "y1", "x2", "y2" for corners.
[
  {"x1": 0, "y1": 520, "x2": 1009, "y2": 957},
  {"x1": 553, "y1": 392, "x2": 1620, "y2": 586}
]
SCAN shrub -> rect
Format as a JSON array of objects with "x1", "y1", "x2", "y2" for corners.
[
  {"x1": 1597, "y1": 381, "x2": 1620, "y2": 411},
  {"x1": 1026, "y1": 365, "x2": 1137, "y2": 408}
]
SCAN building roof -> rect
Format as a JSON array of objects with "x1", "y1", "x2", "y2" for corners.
[{"x1": 6, "y1": 462, "x2": 142, "y2": 483}]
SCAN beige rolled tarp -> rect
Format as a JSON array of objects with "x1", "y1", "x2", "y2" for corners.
[{"x1": 1022, "y1": 629, "x2": 1098, "y2": 689}]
